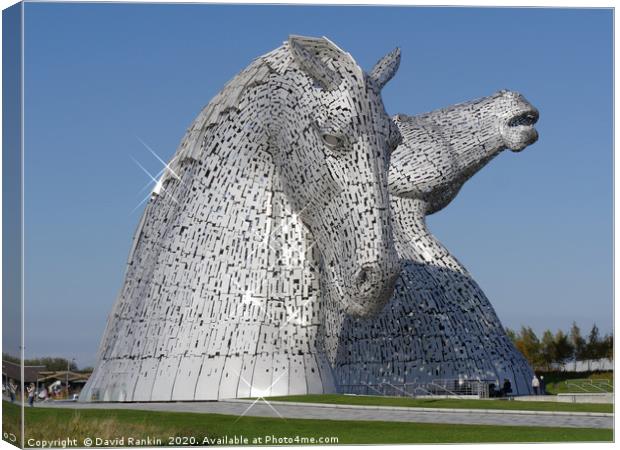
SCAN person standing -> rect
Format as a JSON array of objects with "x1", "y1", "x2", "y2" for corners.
[
  {"x1": 27, "y1": 383, "x2": 35, "y2": 407},
  {"x1": 540, "y1": 375, "x2": 546, "y2": 395},
  {"x1": 532, "y1": 375, "x2": 540, "y2": 395},
  {"x1": 8, "y1": 380, "x2": 16, "y2": 403},
  {"x1": 502, "y1": 378, "x2": 512, "y2": 398}
]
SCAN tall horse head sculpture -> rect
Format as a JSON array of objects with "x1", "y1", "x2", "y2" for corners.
[
  {"x1": 269, "y1": 36, "x2": 402, "y2": 318},
  {"x1": 80, "y1": 36, "x2": 402, "y2": 402},
  {"x1": 333, "y1": 91, "x2": 540, "y2": 396}
]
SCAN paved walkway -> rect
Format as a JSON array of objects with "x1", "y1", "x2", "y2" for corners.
[{"x1": 39, "y1": 399, "x2": 612, "y2": 429}]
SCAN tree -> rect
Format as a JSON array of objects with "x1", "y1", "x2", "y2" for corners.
[
  {"x1": 31, "y1": 357, "x2": 78, "y2": 371},
  {"x1": 505, "y1": 328, "x2": 517, "y2": 345},
  {"x1": 569, "y1": 321, "x2": 586, "y2": 360},
  {"x1": 553, "y1": 330, "x2": 574, "y2": 365},
  {"x1": 585, "y1": 324, "x2": 604, "y2": 359},
  {"x1": 1, "y1": 355, "x2": 79, "y2": 371},
  {"x1": 2, "y1": 353, "x2": 19, "y2": 364},
  {"x1": 516, "y1": 326, "x2": 543, "y2": 369},
  {"x1": 540, "y1": 329, "x2": 555, "y2": 370}
]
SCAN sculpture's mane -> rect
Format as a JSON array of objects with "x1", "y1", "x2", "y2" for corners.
[
  {"x1": 158, "y1": 37, "x2": 364, "y2": 187},
  {"x1": 166, "y1": 57, "x2": 273, "y2": 176}
]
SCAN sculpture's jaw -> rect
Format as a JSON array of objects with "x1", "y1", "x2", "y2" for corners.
[
  {"x1": 502, "y1": 107, "x2": 539, "y2": 152},
  {"x1": 344, "y1": 262, "x2": 401, "y2": 319}
]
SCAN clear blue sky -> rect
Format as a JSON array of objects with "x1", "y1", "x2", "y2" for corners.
[{"x1": 20, "y1": 4, "x2": 612, "y2": 367}]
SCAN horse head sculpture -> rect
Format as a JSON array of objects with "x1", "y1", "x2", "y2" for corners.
[
  {"x1": 333, "y1": 90, "x2": 540, "y2": 396},
  {"x1": 389, "y1": 90, "x2": 539, "y2": 214},
  {"x1": 81, "y1": 36, "x2": 403, "y2": 402},
  {"x1": 272, "y1": 36, "x2": 402, "y2": 318}
]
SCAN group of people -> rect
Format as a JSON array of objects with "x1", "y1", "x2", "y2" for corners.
[
  {"x1": 4, "y1": 380, "x2": 66, "y2": 406},
  {"x1": 2, "y1": 380, "x2": 35, "y2": 405},
  {"x1": 488, "y1": 375, "x2": 547, "y2": 398},
  {"x1": 488, "y1": 379, "x2": 513, "y2": 398}
]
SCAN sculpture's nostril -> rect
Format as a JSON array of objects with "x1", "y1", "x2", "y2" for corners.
[
  {"x1": 388, "y1": 256, "x2": 401, "y2": 277},
  {"x1": 355, "y1": 260, "x2": 401, "y2": 292},
  {"x1": 356, "y1": 267, "x2": 370, "y2": 287}
]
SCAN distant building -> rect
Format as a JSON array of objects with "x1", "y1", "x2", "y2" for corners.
[{"x1": 2, "y1": 360, "x2": 45, "y2": 385}]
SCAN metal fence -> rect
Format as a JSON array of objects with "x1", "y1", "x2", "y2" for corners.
[
  {"x1": 339, "y1": 379, "x2": 494, "y2": 399},
  {"x1": 564, "y1": 379, "x2": 613, "y2": 393},
  {"x1": 552, "y1": 358, "x2": 613, "y2": 372}
]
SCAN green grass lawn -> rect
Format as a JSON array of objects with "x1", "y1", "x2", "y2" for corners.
[
  {"x1": 540, "y1": 371, "x2": 613, "y2": 395},
  {"x1": 264, "y1": 394, "x2": 613, "y2": 414},
  {"x1": 0, "y1": 402, "x2": 611, "y2": 447}
]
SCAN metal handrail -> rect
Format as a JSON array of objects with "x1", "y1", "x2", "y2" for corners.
[
  {"x1": 381, "y1": 382, "x2": 417, "y2": 398},
  {"x1": 585, "y1": 379, "x2": 613, "y2": 387},
  {"x1": 584, "y1": 381, "x2": 610, "y2": 393},
  {"x1": 364, "y1": 383, "x2": 390, "y2": 397},
  {"x1": 564, "y1": 382, "x2": 590, "y2": 393},
  {"x1": 412, "y1": 386, "x2": 435, "y2": 397},
  {"x1": 340, "y1": 379, "x2": 493, "y2": 399},
  {"x1": 564, "y1": 380, "x2": 613, "y2": 393},
  {"x1": 427, "y1": 382, "x2": 465, "y2": 400}
]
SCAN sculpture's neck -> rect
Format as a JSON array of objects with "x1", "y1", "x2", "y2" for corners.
[
  {"x1": 138, "y1": 63, "x2": 328, "y2": 354},
  {"x1": 390, "y1": 196, "x2": 469, "y2": 276},
  {"x1": 421, "y1": 97, "x2": 507, "y2": 182},
  {"x1": 207, "y1": 153, "x2": 324, "y2": 345}
]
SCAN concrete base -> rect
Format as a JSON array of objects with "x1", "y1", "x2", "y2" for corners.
[{"x1": 515, "y1": 394, "x2": 613, "y2": 404}]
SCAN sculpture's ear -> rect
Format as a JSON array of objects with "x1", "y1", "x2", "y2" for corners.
[
  {"x1": 369, "y1": 47, "x2": 401, "y2": 90},
  {"x1": 288, "y1": 35, "x2": 342, "y2": 91}
]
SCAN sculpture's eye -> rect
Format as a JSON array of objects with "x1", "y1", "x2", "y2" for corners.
[
  {"x1": 321, "y1": 133, "x2": 346, "y2": 151},
  {"x1": 322, "y1": 133, "x2": 344, "y2": 148}
]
